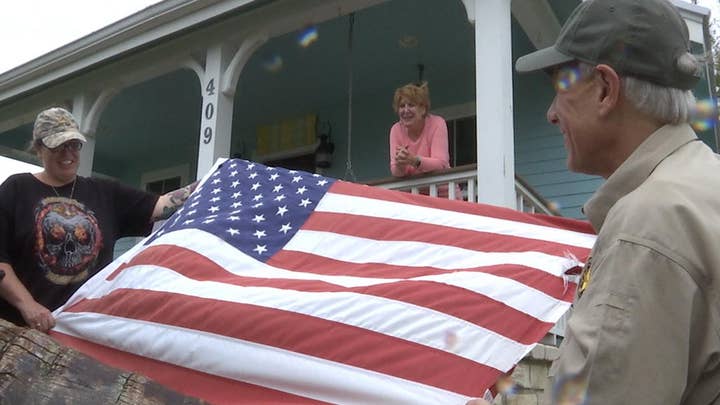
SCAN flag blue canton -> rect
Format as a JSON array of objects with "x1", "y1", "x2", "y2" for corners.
[{"x1": 147, "y1": 159, "x2": 336, "y2": 261}]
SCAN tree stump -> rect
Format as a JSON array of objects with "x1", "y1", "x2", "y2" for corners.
[{"x1": 0, "y1": 319, "x2": 205, "y2": 404}]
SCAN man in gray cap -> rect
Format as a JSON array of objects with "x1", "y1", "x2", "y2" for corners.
[{"x1": 512, "y1": 0, "x2": 720, "y2": 404}]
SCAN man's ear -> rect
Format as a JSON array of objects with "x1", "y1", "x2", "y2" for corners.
[{"x1": 594, "y1": 64, "x2": 621, "y2": 116}]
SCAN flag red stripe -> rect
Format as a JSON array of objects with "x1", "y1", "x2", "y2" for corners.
[
  {"x1": 268, "y1": 250, "x2": 576, "y2": 301},
  {"x1": 303, "y1": 210, "x2": 590, "y2": 262},
  {"x1": 109, "y1": 245, "x2": 565, "y2": 343},
  {"x1": 330, "y1": 181, "x2": 596, "y2": 235},
  {"x1": 64, "y1": 290, "x2": 502, "y2": 397},
  {"x1": 50, "y1": 331, "x2": 328, "y2": 405}
]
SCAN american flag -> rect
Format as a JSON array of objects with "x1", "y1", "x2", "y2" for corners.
[{"x1": 51, "y1": 158, "x2": 595, "y2": 404}]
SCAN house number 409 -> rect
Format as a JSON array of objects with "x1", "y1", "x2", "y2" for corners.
[{"x1": 202, "y1": 78, "x2": 216, "y2": 144}]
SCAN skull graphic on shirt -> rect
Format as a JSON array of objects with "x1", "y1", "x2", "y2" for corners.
[{"x1": 35, "y1": 197, "x2": 103, "y2": 285}]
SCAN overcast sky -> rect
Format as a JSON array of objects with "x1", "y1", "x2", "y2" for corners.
[
  {"x1": 0, "y1": 0, "x2": 163, "y2": 74},
  {"x1": 0, "y1": 0, "x2": 718, "y2": 75}
]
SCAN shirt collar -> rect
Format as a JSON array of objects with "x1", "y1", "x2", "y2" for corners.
[{"x1": 583, "y1": 124, "x2": 698, "y2": 232}]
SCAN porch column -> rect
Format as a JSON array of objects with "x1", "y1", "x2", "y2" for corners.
[
  {"x1": 196, "y1": 45, "x2": 234, "y2": 178},
  {"x1": 72, "y1": 95, "x2": 97, "y2": 177},
  {"x1": 463, "y1": 0, "x2": 516, "y2": 209},
  {"x1": 72, "y1": 90, "x2": 117, "y2": 177}
]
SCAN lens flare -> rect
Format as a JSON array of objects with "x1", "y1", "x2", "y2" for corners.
[
  {"x1": 298, "y1": 26, "x2": 319, "y2": 48},
  {"x1": 690, "y1": 98, "x2": 719, "y2": 132},
  {"x1": 444, "y1": 330, "x2": 458, "y2": 351},
  {"x1": 547, "y1": 200, "x2": 561, "y2": 212},
  {"x1": 553, "y1": 373, "x2": 589, "y2": 405},
  {"x1": 495, "y1": 374, "x2": 517, "y2": 396},
  {"x1": 554, "y1": 65, "x2": 581, "y2": 91},
  {"x1": 261, "y1": 54, "x2": 283, "y2": 73}
]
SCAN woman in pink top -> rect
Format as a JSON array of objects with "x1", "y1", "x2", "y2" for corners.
[{"x1": 389, "y1": 82, "x2": 460, "y2": 199}]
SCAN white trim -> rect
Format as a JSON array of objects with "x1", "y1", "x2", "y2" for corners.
[{"x1": 140, "y1": 164, "x2": 190, "y2": 190}]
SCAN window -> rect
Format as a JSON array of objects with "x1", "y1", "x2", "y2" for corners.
[
  {"x1": 447, "y1": 116, "x2": 477, "y2": 167},
  {"x1": 433, "y1": 102, "x2": 477, "y2": 167},
  {"x1": 145, "y1": 176, "x2": 181, "y2": 194}
]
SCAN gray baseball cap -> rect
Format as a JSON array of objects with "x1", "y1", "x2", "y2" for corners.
[
  {"x1": 32, "y1": 107, "x2": 87, "y2": 149},
  {"x1": 515, "y1": 0, "x2": 700, "y2": 90}
]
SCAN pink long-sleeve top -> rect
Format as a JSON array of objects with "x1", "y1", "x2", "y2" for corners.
[{"x1": 389, "y1": 114, "x2": 450, "y2": 177}]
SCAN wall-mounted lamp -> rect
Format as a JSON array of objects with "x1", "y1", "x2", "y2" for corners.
[{"x1": 315, "y1": 122, "x2": 335, "y2": 169}]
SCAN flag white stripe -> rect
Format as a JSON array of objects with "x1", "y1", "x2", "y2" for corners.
[
  {"x1": 53, "y1": 313, "x2": 470, "y2": 405},
  {"x1": 59, "y1": 231, "x2": 572, "y2": 334},
  {"x1": 100, "y1": 229, "x2": 571, "y2": 322},
  {"x1": 318, "y1": 192, "x2": 596, "y2": 249},
  {"x1": 287, "y1": 229, "x2": 579, "y2": 277},
  {"x1": 76, "y1": 264, "x2": 532, "y2": 371}
]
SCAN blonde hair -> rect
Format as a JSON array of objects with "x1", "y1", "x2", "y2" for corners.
[{"x1": 393, "y1": 81, "x2": 431, "y2": 114}]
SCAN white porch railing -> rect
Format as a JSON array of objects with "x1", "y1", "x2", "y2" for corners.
[
  {"x1": 367, "y1": 164, "x2": 558, "y2": 215},
  {"x1": 366, "y1": 165, "x2": 569, "y2": 340}
]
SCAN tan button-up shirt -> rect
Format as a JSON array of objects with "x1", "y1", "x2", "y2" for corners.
[{"x1": 552, "y1": 124, "x2": 720, "y2": 404}]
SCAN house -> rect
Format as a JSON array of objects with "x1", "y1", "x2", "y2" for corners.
[{"x1": 0, "y1": 0, "x2": 715, "y2": 401}]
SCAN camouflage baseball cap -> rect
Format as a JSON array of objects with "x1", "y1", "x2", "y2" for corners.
[
  {"x1": 515, "y1": 0, "x2": 700, "y2": 90},
  {"x1": 32, "y1": 107, "x2": 87, "y2": 149}
]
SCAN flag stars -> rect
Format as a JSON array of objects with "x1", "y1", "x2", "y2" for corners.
[
  {"x1": 274, "y1": 194, "x2": 286, "y2": 202},
  {"x1": 269, "y1": 173, "x2": 280, "y2": 181},
  {"x1": 232, "y1": 192, "x2": 242, "y2": 199},
  {"x1": 202, "y1": 218, "x2": 215, "y2": 224},
  {"x1": 249, "y1": 172, "x2": 258, "y2": 179},
  {"x1": 292, "y1": 176, "x2": 303, "y2": 183},
  {"x1": 247, "y1": 163, "x2": 255, "y2": 170},
  {"x1": 228, "y1": 215, "x2": 241, "y2": 221},
  {"x1": 279, "y1": 223, "x2": 292, "y2": 234},
  {"x1": 296, "y1": 186, "x2": 307, "y2": 195},
  {"x1": 208, "y1": 206, "x2": 220, "y2": 213},
  {"x1": 212, "y1": 188, "x2": 222, "y2": 195},
  {"x1": 231, "y1": 180, "x2": 241, "y2": 188},
  {"x1": 253, "y1": 230, "x2": 267, "y2": 238},
  {"x1": 190, "y1": 201, "x2": 200, "y2": 208},
  {"x1": 317, "y1": 179, "x2": 329, "y2": 186},
  {"x1": 273, "y1": 184, "x2": 284, "y2": 192},
  {"x1": 251, "y1": 183, "x2": 261, "y2": 191},
  {"x1": 227, "y1": 228, "x2": 240, "y2": 236},
  {"x1": 212, "y1": 178, "x2": 221, "y2": 185},
  {"x1": 187, "y1": 209, "x2": 197, "y2": 216},
  {"x1": 253, "y1": 214, "x2": 266, "y2": 223},
  {"x1": 276, "y1": 206, "x2": 288, "y2": 216},
  {"x1": 183, "y1": 219, "x2": 195, "y2": 225},
  {"x1": 253, "y1": 194, "x2": 263, "y2": 202},
  {"x1": 210, "y1": 197, "x2": 221, "y2": 203},
  {"x1": 229, "y1": 170, "x2": 238, "y2": 177},
  {"x1": 253, "y1": 202, "x2": 264, "y2": 208},
  {"x1": 299, "y1": 198, "x2": 312, "y2": 208},
  {"x1": 231, "y1": 202, "x2": 242, "y2": 209},
  {"x1": 253, "y1": 245, "x2": 267, "y2": 255}
]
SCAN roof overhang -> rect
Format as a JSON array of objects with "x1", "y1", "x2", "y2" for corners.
[{"x1": 0, "y1": 0, "x2": 266, "y2": 104}]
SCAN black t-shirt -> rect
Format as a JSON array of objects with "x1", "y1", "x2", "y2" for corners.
[{"x1": 0, "y1": 173, "x2": 159, "y2": 325}]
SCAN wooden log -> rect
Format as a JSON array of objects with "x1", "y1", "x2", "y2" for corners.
[{"x1": 0, "y1": 319, "x2": 206, "y2": 404}]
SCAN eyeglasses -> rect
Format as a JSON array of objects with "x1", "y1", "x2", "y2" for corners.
[{"x1": 47, "y1": 140, "x2": 83, "y2": 153}]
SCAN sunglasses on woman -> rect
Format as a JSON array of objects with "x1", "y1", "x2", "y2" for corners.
[{"x1": 47, "y1": 140, "x2": 83, "y2": 153}]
